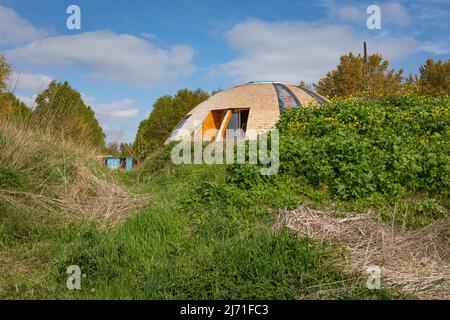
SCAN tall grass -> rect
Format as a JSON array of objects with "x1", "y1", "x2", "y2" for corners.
[
  {"x1": 0, "y1": 115, "x2": 147, "y2": 298},
  {"x1": 6, "y1": 96, "x2": 443, "y2": 299},
  {"x1": 4, "y1": 162, "x2": 391, "y2": 299},
  {"x1": 0, "y1": 115, "x2": 147, "y2": 223},
  {"x1": 0, "y1": 133, "x2": 393, "y2": 299}
]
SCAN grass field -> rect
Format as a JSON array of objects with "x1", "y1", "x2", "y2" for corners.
[
  {"x1": 0, "y1": 94, "x2": 448, "y2": 299},
  {"x1": 0, "y1": 159, "x2": 394, "y2": 299}
]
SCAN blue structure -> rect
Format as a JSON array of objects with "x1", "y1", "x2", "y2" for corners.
[{"x1": 103, "y1": 156, "x2": 134, "y2": 172}]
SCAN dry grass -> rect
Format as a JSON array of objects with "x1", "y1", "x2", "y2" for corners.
[
  {"x1": 274, "y1": 204, "x2": 450, "y2": 299},
  {"x1": 0, "y1": 117, "x2": 148, "y2": 226},
  {"x1": 0, "y1": 165, "x2": 148, "y2": 226}
]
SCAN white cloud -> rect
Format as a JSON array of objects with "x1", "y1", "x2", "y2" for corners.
[
  {"x1": 82, "y1": 94, "x2": 139, "y2": 120},
  {"x1": 17, "y1": 95, "x2": 37, "y2": 108},
  {"x1": 6, "y1": 31, "x2": 195, "y2": 87},
  {"x1": 9, "y1": 72, "x2": 53, "y2": 92},
  {"x1": 1, "y1": 6, "x2": 195, "y2": 87},
  {"x1": 321, "y1": 1, "x2": 411, "y2": 27},
  {"x1": 382, "y1": 2, "x2": 411, "y2": 26},
  {"x1": 0, "y1": 5, "x2": 46, "y2": 46},
  {"x1": 213, "y1": 19, "x2": 418, "y2": 83},
  {"x1": 101, "y1": 124, "x2": 127, "y2": 143},
  {"x1": 331, "y1": 5, "x2": 365, "y2": 23},
  {"x1": 94, "y1": 99, "x2": 139, "y2": 120},
  {"x1": 419, "y1": 42, "x2": 450, "y2": 55},
  {"x1": 16, "y1": 92, "x2": 140, "y2": 118},
  {"x1": 140, "y1": 32, "x2": 158, "y2": 40},
  {"x1": 106, "y1": 109, "x2": 139, "y2": 119}
]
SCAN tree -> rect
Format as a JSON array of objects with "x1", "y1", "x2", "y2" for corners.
[
  {"x1": 105, "y1": 142, "x2": 120, "y2": 156},
  {"x1": 34, "y1": 81, "x2": 105, "y2": 149},
  {"x1": 0, "y1": 92, "x2": 32, "y2": 120},
  {"x1": 298, "y1": 80, "x2": 314, "y2": 91},
  {"x1": 0, "y1": 55, "x2": 31, "y2": 120},
  {"x1": 133, "y1": 89, "x2": 209, "y2": 160},
  {"x1": 314, "y1": 52, "x2": 404, "y2": 99},
  {"x1": 0, "y1": 55, "x2": 12, "y2": 92},
  {"x1": 119, "y1": 143, "x2": 132, "y2": 157},
  {"x1": 105, "y1": 142, "x2": 132, "y2": 157},
  {"x1": 407, "y1": 59, "x2": 450, "y2": 95}
]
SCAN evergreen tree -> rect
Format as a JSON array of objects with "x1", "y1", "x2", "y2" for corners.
[{"x1": 34, "y1": 81, "x2": 105, "y2": 149}]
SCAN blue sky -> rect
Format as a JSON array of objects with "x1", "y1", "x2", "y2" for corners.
[{"x1": 1, "y1": 0, "x2": 449, "y2": 143}]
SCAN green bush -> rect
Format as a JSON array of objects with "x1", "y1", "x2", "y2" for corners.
[
  {"x1": 275, "y1": 94, "x2": 449, "y2": 200},
  {"x1": 229, "y1": 94, "x2": 449, "y2": 200}
]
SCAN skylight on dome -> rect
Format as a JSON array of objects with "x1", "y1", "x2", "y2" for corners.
[{"x1": 273, "y1": 84, "x2": 301, "y2": 112}]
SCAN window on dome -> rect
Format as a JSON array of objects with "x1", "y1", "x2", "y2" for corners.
[
  {"x1": 171, "y1": 115, "x2": 191, "y2": 137},
  {"x1": 225, "y1": 109, "x2": 249, "y2": 140},
  {"x1": 301, "y1": 87, "x2": 327, "y2": 105},
  {"x1": 273, "y1": 84, "x2": 301, "y2": 113}
]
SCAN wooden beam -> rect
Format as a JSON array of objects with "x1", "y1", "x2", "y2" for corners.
[{"x1": 215, "y1": 110, "x2": 232, "y2": 142}]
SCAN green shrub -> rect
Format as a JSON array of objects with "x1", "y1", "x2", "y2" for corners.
[
  {"x1": 272, "y1": 94, "x2": 449, "y2": 200},
  {"x1": 226, "y1": 164, "x2": 263, "y2": 189}
]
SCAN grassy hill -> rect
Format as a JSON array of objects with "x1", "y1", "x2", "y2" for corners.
[{"x1": 0, "y1": 94, "x2": 448, "y2": 299}]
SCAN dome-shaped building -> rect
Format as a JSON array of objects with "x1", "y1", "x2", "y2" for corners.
[{"x1": 167, "y1": 81, "x2": 327, "y2": 143}]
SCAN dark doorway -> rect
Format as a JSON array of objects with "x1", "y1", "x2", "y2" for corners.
[
  {"x1": 226, "y1": 109, "x2": 249, "y2": 140},
  {"x1": 239, "y1": 109, "x2": 249, "y2": 132},
  {"x1": 120, "y1": 158, "x2": 126, "y2": 169}
]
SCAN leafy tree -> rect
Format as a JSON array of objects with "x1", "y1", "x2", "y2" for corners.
[
  {"x1": 406, "y1": 59, "x2": 450, "y2": 95},
  {"x1": 105, "y1": 142, "x2": 120, "y2": 156},
  {"x1": 119, "y1": 143, "x2": 132, "y2": 157},
  {"x1": 315, "y1": 52, "x2": 403, "y2": 99},
  {"x1": 133, "y1": 89, "x2": 209, "y2": 160},
  {"x1": 0, "y1": 55, "x2": 31, "y2": 120},
  {"x1": 0, "y1": 92, "x2": 32, "y2": 120},
  {"x1": 298, "y1": 80, "x2": 314, "y2": 91},
  {"x1": 0, "y1": 55, "x2": 12, "y2": 92},
  {"x1": 104, "y1": 142, "x2": 132, "y2": 157},
  {"x1": 34, "y1": 81, "x2": 105, "y2": 149}
]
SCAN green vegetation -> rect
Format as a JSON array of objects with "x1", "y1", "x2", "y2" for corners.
[
  {"x1": 104, "y1": 142, "x2": 133, "y2": 157},
  {"x1": 0, "y1": 93, "x2": 32, "y2": 120},
  {"x1": 278, "y1": 95, "x2": 448, "y2": 198},
  {"x1": 315, "y1": 53, "x2": 449, "y2": 99},
  {"x1": 0, "y1": 55, "x2": 11, "y2": 91},
  {"x1": 34, "y1": 81, "x2": 105, "y2": 149},
  {"x1": 0, "y1": 53, "x2": 448, "y2": 300},
  {"x1": 407, "y1": 58, "x2": 450, "y2": 95},
  {"x1": 0, "y1": 56, "x2": 32, "y2": 120},
  {"x1": 229, "y1": 94, "x2": 449, "y2": 228},
  {"x1": 315, "y1": 52, "x2": 404, "y2": 99},
  {"x1": 2, "y1": 94, "x2": 448, "y2": 299},
  {"x1": 0, "y1": 55, "x2": 105, "y2": 150},
  {"x1": 0, "y1": 137, "x2": 392, "y2": 299},
  {"x1": 133, "y1": 89, "x2": 209, "y2": 161}
]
